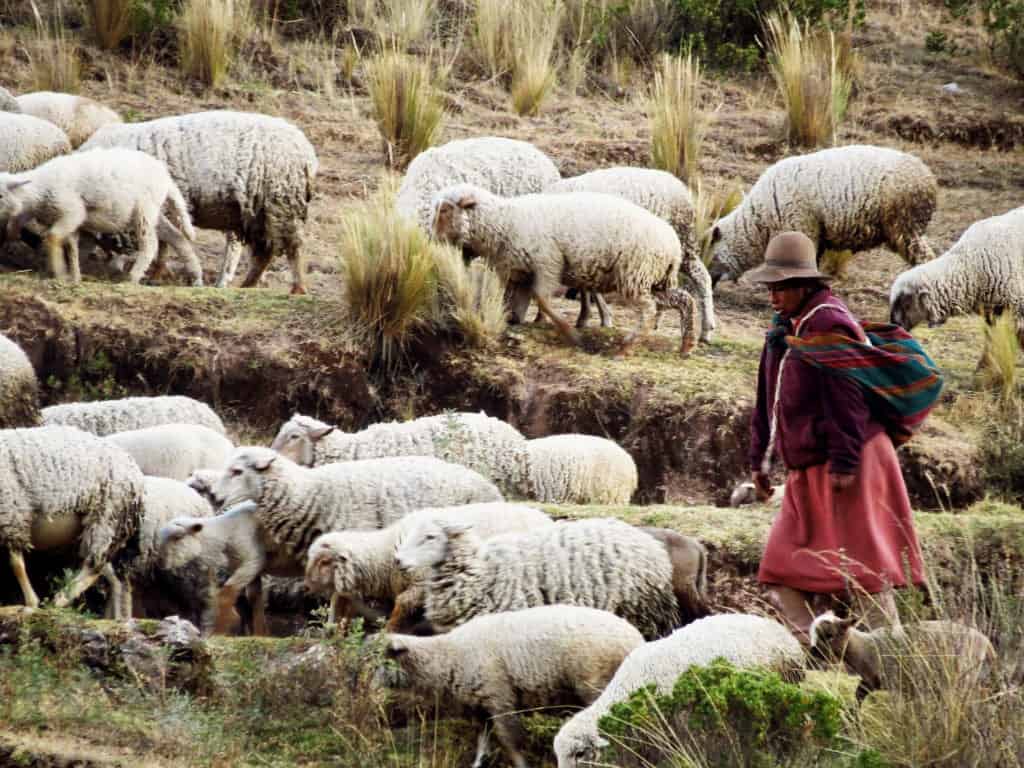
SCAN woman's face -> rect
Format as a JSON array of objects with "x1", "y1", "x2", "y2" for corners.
[{"x1": 767, "y1": 282, "x2": 810, "y2": 316}]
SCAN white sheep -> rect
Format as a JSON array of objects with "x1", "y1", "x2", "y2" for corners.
[
  {"x1": 554, "y1": 613, "x2": 805, "y2": 768},
  {"x1": 0, "y1": 425, "x2": 145, "y2": 610},
  {"x1": 383, "y1": 606, "x2": 645, "y2": 768},
  {"x1": 395, "y1": 136, "x2": 560, "y2": 235},
  {"x1": 526, "y1": 434, "x2": 638, "y2": 505},
  {"x1": 0, "y1": 86, "x2": 20, "y2": 113},
  {"x1": 433, "y1": 183, "x2": 699, "y2": 356},
  {"x1": 708, "y1": 145, "x2": 937, "y2": 284},
  {"x1": 42, "y1": 395, "x2": 226, "y2": 437},
  {"x1": 186, "y1": 468, "x2": 223, "y2": 509},
  {"x1": 809, "y1": 611, "x2": 998, "y2": 699},
  {"x1": 0, "y1": 148, "x2": 199, "y2": 285},
  {"x1": 729, "y1": 480, "x2": 784, "y2": 508},
  {"x1": 0, "y1": 332, "x2": 40, "y2": 428},
  {"x1": 396, "y1": 517, "x2": 680, "y2": 640},
  {"x1": 270, "y1": 411, "x2": 531, "y2": 499},
  {"x1": 104, "y1": 423, "x2": 234, "y2": 482},
  {"x1": 197, "y1": 449, "x2": 502, "y2": 633},
  {"x1": 0, "y1": 112, "x2": 70, "y2": 172},
  {"x1": 81, "y1": 110, "x2": 318, "y2": 293},
  {"x1": 890, "y1": 206, "x2": 1024, "y2": 343},
  {"x1": 304, "y1": 502, "x2": 554, "y2": 629},
  {"x1": 15, "y1": 92, "x2": 121, "y2": 148},
  {"x1": 546, "y1": 167, "x2": 715, "y2": 342}
]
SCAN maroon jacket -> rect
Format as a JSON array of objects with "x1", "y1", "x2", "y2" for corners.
[{"x1": 750, "y1": 288, "x2": 883, "y2": 475}]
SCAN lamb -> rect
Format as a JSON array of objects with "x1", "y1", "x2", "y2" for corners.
[
  {"x1": 553, "y1": 613, "x2": 805, "y2": 768},
  {"x1": 104, "y1": 423, "x2": 234, "y2": 482},
  {"x1": 707, "y1": 145, "x2": 937, "y2": 284},
  {"x1": 809, "y1": 611, "x2": 998, "y2": 700},
  {"x1": 526, "y1": 434, "x2": 638, "y2": 505},
  {"x1": 638, "y1": 527, "x2": 710, "y2": 623},
  {"x1": 546, "y1": 167, "x2": 715, "y2": 342},
  {"x1": 42, "y1": 395, "x2": 226, "y2": 437},
  {"x1": 432, "y1": 183, "x2": 699, "y2": 356},
  {"x1": 271, "y1": 411, "x2": 531, "y2": 499},
  {"x1": 0, "y1": 332, "x2": 40, "y2": 428},
  {"x1": 382, "y1": 606, "x2": 644, "y2": 768},
  {"x1": 395, "y1": 136, "x2": 560, "y2": 235},
  {"x1": 81, "y1": 110, "x2": 318, "y2": 293},
  {"x1": 889, "y1": 206, "x2": 1024, "y2": 343},
  {"x1": 0, "y1": 86, "x2": 20, "y2": 113},
  {"x1": 0, "y1": 112, "x2": 71, "y2": 172},
  {"x1": 729, "y1": 480, "x2": 784, "y2": 507},
  {"x1": 304, "y1": 502, "x2": 554, "y2": 629},
  {"x1": 0, "y1": 147, "x2": 199, "y2": 285},
  {"x1": 0, "y1": 425, "x2": 144, "y2": 610},
  {"x1": 395, "y1": 517, "x2": 680, "y2": 640},
  {"x1": 186, "y1": 469, "x2": 223, "y2": 509},
  {"x1": 200, "y1": 449, "x2": 502, "y2": 633},
  {"x1": 15, "y1": 92, "x2": 121, "y2": 148}
]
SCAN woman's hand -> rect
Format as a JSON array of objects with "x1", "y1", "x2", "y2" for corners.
[
  {"x1": 751, "y1": 471, "x2": 774, "y2": 501},
  {"x1": 831, "y1": 472, "x2": 856, "y2": 493}
]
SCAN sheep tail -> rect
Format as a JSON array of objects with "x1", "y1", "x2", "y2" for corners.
[{"x1": 165, "y1": 183, "x2": 196, "y2": 241}]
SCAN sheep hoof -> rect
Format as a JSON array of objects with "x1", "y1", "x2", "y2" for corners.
[
  {"x1": 290, "y1": 285, "x2": 308, "y2": 296},
  {"x1": 679, "y1": 339, "x2": 695, "y2": 358}
]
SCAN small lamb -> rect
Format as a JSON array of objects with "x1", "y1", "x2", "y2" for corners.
[
  {"x1": 186, "y1": 469, "x2": 223, "y2": 509},
  {"x1": 304, "y1": 502, "x2": 554, "y2": 629},
  {"x1": 554, "y1": 613, "x2": 804, "y2": 768},
  {"x1": 104, "y1": 423, "x2": 234, "y2": 482},
  {"x1": 382, "y1": 606, "x2": 644, "y2": 768},
  {"x1": 526, "y1": 434, "x2": 638, "y2": 505},
  {"x1": 809, "y1": 611, "x2": 998, "y2": 699},
  {"x1": 0, "y1": 148, "x2": 199, "y2": 285},
  {"x1": 396, "y1": 517, "x2": 681, "y2": 640}
]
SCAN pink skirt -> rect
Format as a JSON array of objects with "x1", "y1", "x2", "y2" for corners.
[{"x1": 758, "y1": 431, "x2": 926, "y2": 595}]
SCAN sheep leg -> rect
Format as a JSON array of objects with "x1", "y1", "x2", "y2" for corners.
[
  {"x1": 217, "y1": 233, "x2": 244, "y2": 288},
  {"x1": 240, "y1": 242, "x2": 274, "y2": 289},
  {"x1": 121, "y1": 581, "x2": 134, "y2": 620},
  {"x1": 100, "y1": 563, "x2": 124, "y2": 620},
  {"x1": 619, "y1": 294, "x2": 656, "y2": 355},
  {"x1": 575, "y1": 290, "x2": 592, "y2": 328},
  {"x1": 329, "y1": 594, "x2": 351, "y2": 625},
  {"x1": 43, "y1": 233, "x2": 68, "y2": 281},
  {"x1": 287, "y1": 242, "x2": 307, "y2": 296},
  {"x1": 533, "y1": 289, "x2": 581, "y2": 346},
  {"x1": 65, "y1": 234, "x2": 82, "y2": 283},
  {"x1": 654, "y1": 288, "x2": 698, "y2": 357},
  {"x1": 51, "y1": 563, "x2": 103, "y2": 609},
  {"x1": 489, "y1": 713, "x2": 530, "y2": 768},
  {"x1": 471, "y1": 722, "x2": 492, "y2": 768},
  {"x1": 213, "y1": 554, "x2": 266, "y2": 635},
  {"x1": 158, "y1": 214, "x2": 204, "y2": 287},
  {"x1": 594, "y1": 292, "x2": 612, "y2": 328},
  {"x1": 9, "y1": 550, "x2": 40, "y2": 608},
  {"x1": 127, "y1": 210, "x2": 159, "y2": 285},
  {"x1": 245, "y1": 576, "x2": 268, "y2": 636},
  {"x1": 680, "y1": 258, "x2": 716, "y2": 343}
]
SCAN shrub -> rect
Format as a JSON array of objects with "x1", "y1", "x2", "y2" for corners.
[
  {"x1": 945, "y1": 0, "x2": 1024, "y2": 78},
  {"x1": 365, "y1": 49, "x2": 446, "y2": 169},
  {"x1": 649, "y1": 52, "x2": 708, "y2": 186},
  {"x1": 763, "y1": 9, "x2": 852, "y2": 148},
  {"x1": 597, "y1": 659, "x2": 842, "y2": 767},
  {"x1": 29, "y1": 1, "x2": 81, "y2": 93},
  {"x1": 180, "y1": 0, "x2": 247, "y2": 87},
  {"x1": 471, "y1": 0, "x2": 513, "y2": 78},
  {"x1": 560, "y1": 0, "x2": 673, "y2": 64}
]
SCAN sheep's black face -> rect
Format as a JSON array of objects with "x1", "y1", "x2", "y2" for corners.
[{"x1": 889, "y1": 289, "x2": 929, "y2": 331}]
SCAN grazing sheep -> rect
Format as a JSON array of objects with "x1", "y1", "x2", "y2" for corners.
[
  {"x1": 0, "y1": 112, "x2": 70, "y2": 173},
  {"x1": 304, "y1": 502, "x2": 554, "y2": 629},
  {"x1": 104, "y1": 423, "x2": 234, "y2": 482},
  {"x1": 42, "y1": 395, "x2": 226, "y2": 437},
  {"x1": 186, "y1": 469, "x2": 223, "y2": 509},
  {"x1": 809, "y1": 611, "x2": 998, "y2": 699},
  {"x1": 554, "y1": 613, "x2": 805, "y2": 768},
  {"x1": 0, "y1": 426, "x2": 144, "y2": 610},
  {"x1": 201, "y1": 449, "x2": 502, "y2": 633},
  {"x1": 0, "y1": 86, "x2": 20, "y2": 113},
  {"x1": 546, "y1": 167, "x2": 715, "y2": 342},
  {"x1": 0, "y1": 332, "x2": 40, "y2": 428},
  {"x1": 433, "y1": 183, "x2": 699, "y2": 356},
  {"x1": 395, "y1": 136, "x2": 560, "y2": 235},
  {"x1": 271, "y1": 411, "x2": 531, "y2": 498},
  {"x1": 396, "y1": 517, "x2": 680, "y2": 640},
  {"x1": 0, "y1": 148, "x2": 199, "y2": 285},
  {"x1": 707, "y1": 146, "x2": 937, "y2": 284},
  {"x1": 526, "y1": 434, "x2": 638, "y2": 505},
  {"x1": 382, "y1": 606, "x2": 644, "y2": 768},
  {"x1": 890, "y1": 206, "x2": 1024, "y2": 343},
  {"x1": 638, "y1": 527, "x2": 710, "y2": 622},
  {"x1": 15, "y1": 92, "x2": 121, "y2": 148},
  {"x1": 81, "y1": 111, "x2": 318, "y2": 293},
  {"x1": 729, "y1": 480, "x2": 784, "y2": 508}
]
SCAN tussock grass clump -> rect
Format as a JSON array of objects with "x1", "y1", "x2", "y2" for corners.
[
  {"x1": 87, "y1": 0, "x2": 135, "y2": 50},
  {"x1": 649, "y1": 52, "x2": 708, "y2": 187},
  {"x1": 348, "y1": 0, "x2": 437, "y2": 49},
  {"x1": 433, "y1": 249, "x2": 507, "y2": 347},
  {"x1": 561, "y1": 0, "x2": 672, "y2": 63},
  {"x1": 365, "y1": 49, "x2": 446, "y2": 169},
  {"x1": 693, "y1": 179, "x2": 744, "y2": 265},
  {"x1": 510, "y1": 1, "x2": 562, "y2": 115},
  {"x1": 762, "y1": 10, "x2": 853, "y2": 148},
  {"x1": 980, "y1": 312, "x2": 1021, "y2": 406},
  {"x1": 820, "y1": 248, "x2": 855, "y2": 279},
  {"x1": 29, "y1": 1, "x2": 81, "y2": 93},
  {"x1": 471, "y1": 0, "x2": 513, "y2": 78},
  {"x1": 180, "y1": 0, "x2": 248, "y2": 87}
]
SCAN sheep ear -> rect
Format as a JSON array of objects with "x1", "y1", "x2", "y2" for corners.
[
  {"x1": 710, "y1": 225, "x2": 722, "y2": 244},
  {"x1": 186, "y1": 522, "x2": 204, "y2": 536},
  {"x1": 440, "y1": 520, "x2": 473, "y2": 537},
  {"x1": 5, "y1": 179, "x2": 29, "y2": 192},
  {"x1": 309, "y1": 425, "x2": 334, "y2": 440},
  {"x1": 251, "y1": 453, "x2": 276, "y2": 472},
  {"x1": 456, "y1": 193, "x2": 477, "y2": 210}
]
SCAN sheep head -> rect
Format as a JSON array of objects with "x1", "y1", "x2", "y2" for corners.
[
  {"x1": 186, "y1": 469, "x2": 224, "y2": 510},
  {"x1": 430, "y1": 184, "x2": 483, "y2": 246},
  {"x1": 304, "y1": 533, "x2": 347, "y2": 595},
  {"x1": 553, "y1": 728, "x2": 609, "y2": 768},
  {"x1": 395, "y1": 518, "x2": 475, "y2": 571},
  {"x1": 809, "y1": 610, "x2": 856, "y2": 662},
  {"x1": 270, "y1": 413, "x2": 333, "y2": 466},
  {"x1": 158, "y1": 517, "x2": 206, "y2": 570},
  {"x1": 213, "y1": 446, "x2": 278, "y2": 509},
  {"x1": 706, "y1": 211, "x2": 742, "y2": 286},
  {"x1": 0, "y1": 175, "x2": 32, "y2": 240},
  {"x1": 889, "y1": 273, "x2": 940, "y2": 331}
]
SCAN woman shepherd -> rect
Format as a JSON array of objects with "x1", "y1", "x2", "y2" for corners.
[{"x1": 747, "y1": 231, "x2": 930, "y2": 643}]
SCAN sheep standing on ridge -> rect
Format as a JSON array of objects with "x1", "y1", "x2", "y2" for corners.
[
  {"x1": 890, "y1": 206, "x2": 1024, "y2": 344},
  {"x1": 708, "y1": 145, "x2": 936, "y2": 284},
  {"x1": 432, "y1": 183, "x2": 699, "y2": 356},
  {"x1": 0, "y1": 112, "x2": 70, "y2": 173},
  {"x1": 554, "y1": 613, "x2": 804, "y2": 768},
  {"x1": 15, "y1": 92, "x2": 121, "y2": 148},
  {"x1": 396, "y1": 517, "x2": 680, "y2": 640},
  {"x1": 0, "y1": 426, "x2": 144, "y2": 610},
  {"x1": 82, "y1": 111, "x2": 318, "y2": 293},
  {"x1": 526, "y1": 434, "x2": 638, "y2": 505},
  {"x1": 104, "y1": 423, "x2": 234, "y2": 482},
  {"x1": 43, "y1": 395, "x2": 225, "y2": 437},
  {"x1": 0, "y1": 148, "x2": 199, "y2": 284},
  {"x1": 0, "y1": 333, "x2": 40, "y2": 429},
  {"x1": 382, "y1": 606, "x2": 644, "y2": 768}
]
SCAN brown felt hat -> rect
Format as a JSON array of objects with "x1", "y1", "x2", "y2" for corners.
[{"x1": 745, "y1": 231, "x2": 832, "y2": 284}]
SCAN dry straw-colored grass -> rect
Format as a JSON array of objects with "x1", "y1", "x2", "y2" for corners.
[
  {"x1": 180, "y1": 0, "x2": 249, "y2": 87},
  {"x1": 29, "y1": 1, "x2": 81, "y2": 93},
  {"x1": 365, "y1": 48, "x2": 446, "y2": 169},
  {"x1": 980, "y1": 312, "x2": 1021, "y2": 407},
  {"x1": 649, "y1": 52, "x2": 709, "y2": 187},
  {"x1": 87, "y1": 0, "x2": 134, "y2": 50},
  {"x1": 762, "y1": 9, "x2": 853, "y2": 148},
  {"x1": 693, "y1": 179, "x2": 744, "y2": 264},
  {"x1": 510, "y1": 1, "x2": 562, "y2": 115}
]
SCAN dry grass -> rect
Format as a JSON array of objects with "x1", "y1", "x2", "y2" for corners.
[
  {"x1": 693, "y1": 179, "x2": 745, "y2": 264},
  {"x1": 433, "y1": 250, "x2": 507, "y2": 347},
  {"x1": 365, "y1": 48, "x2": 446, "y2": 169},
  {"x1": 180, "y1": 0, "x2": 249, "y2": 87},
  {"x1": 510, "y1": 1, "x2": 562, "y2": 115},
  {"x1": 348, "y1": 0, "x2": 437, "y2": 49},
  {"x1": 471, "y1": 0, "x2": 513, "y2": 78},
  {"x1": 29, "y1": 1, "x2": 81, "y2": 93},
  {"x1": 980, "y1": 312, "x2": 1020, "y2": 407},
  {"x1": 561, "y1": 0, "x2": 671, "y2": 62},
  {"x1": 86, "y1": 0, "x2": 134, "y2": 50},
  {"x1": 649, "y1": 52, "x2": 708, "y2": 187},
  {"x1": 820, "y1": 248, "x2": 856, "y2": 279},
  {"x1": 762, "y1": 9, "x2": 853, "y2": 148}
]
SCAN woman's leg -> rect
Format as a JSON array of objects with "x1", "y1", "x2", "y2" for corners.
[
  {"x1": 766, "y1": 584, "x2": 817, "y2": 644},
  {"x1": 848, "y1": 586, "x2": 902, "y2": 631}
]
